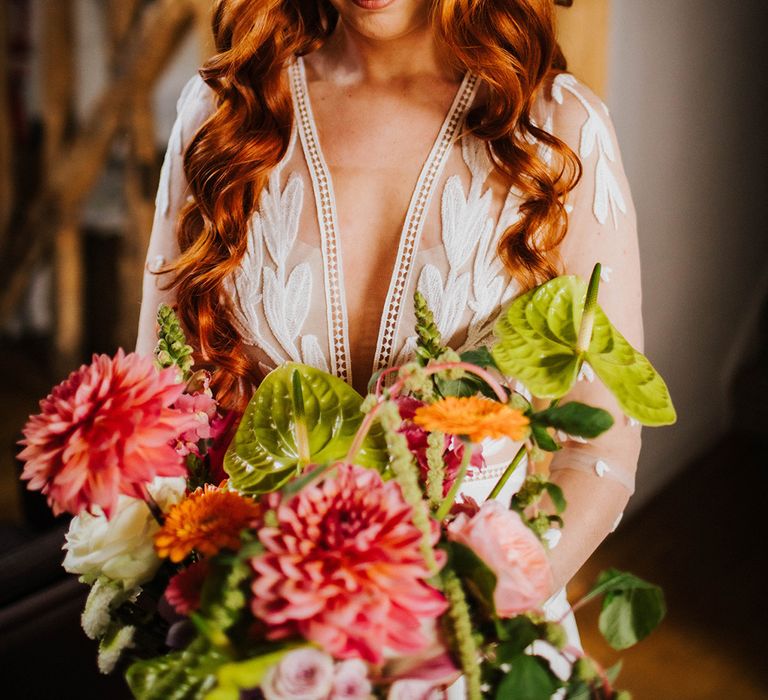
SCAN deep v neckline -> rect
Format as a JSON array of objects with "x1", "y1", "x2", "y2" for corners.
[{"x1": 289, "y1": 55, "x2": 479, "y2": 387}]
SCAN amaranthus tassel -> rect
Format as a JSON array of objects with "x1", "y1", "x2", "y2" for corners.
[{"x1": 443, "y1": 569, "x2": 482, "y2": 700}]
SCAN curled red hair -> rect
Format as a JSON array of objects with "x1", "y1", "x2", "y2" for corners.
[{"x1": 164, "y1": 0, "x2": 581, "y2": 411}]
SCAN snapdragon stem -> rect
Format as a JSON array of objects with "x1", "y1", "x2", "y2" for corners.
[
  {"x1": 486, "y1": 443, "x2": 527, "y2": 501},
  {"x1": 140, "y1": 483, "x2": 165, "y2": 525}
]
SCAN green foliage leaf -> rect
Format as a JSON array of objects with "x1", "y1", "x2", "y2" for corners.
[
  {"x1": 544, "y1": 482, "x2": 567, "y2": 514},
  {"x1": 434, "y1": 348, "x2": 499, "y2": 399},
  {"x1": 224, "y1": 364, "x2": 388, "y2": 494},
  {"x1": 531, "y1": 424, "x2": 561, "y2": 452},
  {"x1": 493, "y1": 616, "x2": 542, "y2": 659},
  {"x1": 534, "y1": 402, "x2": 614, "y2": 439},
  {"x1": 491, "y1": 275, "x2": 676, "y2": 426},
  {"x1": 496, "y1": 655, "x2": 562, "y2": 700},
  {"x1": 126, "y1": 637, "x2": 225, "y2": 700},
  {"x1": 449, "y1": 542, "x2": 497, "y2": 616},
  {"x1": 584, "y1": 569, "x2": 666, "y2": 650}
]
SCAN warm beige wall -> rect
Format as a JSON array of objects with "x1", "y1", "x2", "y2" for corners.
[
  {"x1": 605, "y1": 1, "x2": 768, "y2": 511},
  {"x1": 556, "y1": 0, "x2": 611, "y2": 97}
]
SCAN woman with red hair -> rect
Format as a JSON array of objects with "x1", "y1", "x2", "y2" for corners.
[{"x1": 137, "y1": 0, "x2": 642, "y2": 690}]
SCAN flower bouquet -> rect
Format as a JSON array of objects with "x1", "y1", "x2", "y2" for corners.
[{"x1": 18, "y1": 263, "x2": 675, "y2": 699}]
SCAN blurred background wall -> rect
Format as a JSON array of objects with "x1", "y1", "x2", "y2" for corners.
[
  {"x1": 1, "y1": 1, "x2": 766, "y2": 698},
  {"x1": 606, "y1": 0, "x2": 768, "y2": 510}
]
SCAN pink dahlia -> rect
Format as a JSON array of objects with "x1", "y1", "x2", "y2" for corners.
[
  {"x1": 18, "y1": 349, "x2": 199, "y2": 518},
  {"x1": 396, "y1": 397, "x2": 484, "y2": 496},
  {"x1": 250, "y1": 464, "x2": 448, "y2": 664}
]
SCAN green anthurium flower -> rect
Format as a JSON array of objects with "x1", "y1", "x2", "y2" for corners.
[
  {"x1": 491, "y1": 265, "x2": 676, "y2": 427},
  {"x1": 224, "y1": 364, "x2": 389, "y2": 495}
]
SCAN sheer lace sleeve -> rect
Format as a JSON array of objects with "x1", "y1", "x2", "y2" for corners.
[
  {"x1": 135, "y1": 74, "x2": 215, "y2": 356},
  {"x1": 542, "y1": 74, "x2": 642, "y2": 516}
]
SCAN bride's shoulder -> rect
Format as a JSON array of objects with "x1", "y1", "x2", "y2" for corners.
[
  {"x1": 533, "y1": 71, "x2": 616, "y2": 145},
  {"x1": 174, "y1": 73, "x2": 217, "y2": 132}
]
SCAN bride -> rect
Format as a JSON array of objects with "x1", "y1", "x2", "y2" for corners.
[{"x1": 136, "y1": 0, "x2": 642, "y2": 692}]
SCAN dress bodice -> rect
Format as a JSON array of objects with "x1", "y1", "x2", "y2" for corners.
[{"x1": 141, "y1": 55, "x2": 642, "y2": 495}]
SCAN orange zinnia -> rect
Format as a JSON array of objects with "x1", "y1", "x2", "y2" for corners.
[
  {"x1": 154, "y1": 485, "x2": 261, "y2": 563},
  {"x1": 413, "y1": 396, "x2": 530, "y2": 443}
]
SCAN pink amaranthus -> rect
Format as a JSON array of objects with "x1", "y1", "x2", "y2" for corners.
[{"x1": 250, "y1": 464, "x2": 448, "y2": 663}]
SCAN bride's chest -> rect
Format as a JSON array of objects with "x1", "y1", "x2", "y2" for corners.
[{"x1": 227, "y1": 58, "x2": 525, "y2": 391}]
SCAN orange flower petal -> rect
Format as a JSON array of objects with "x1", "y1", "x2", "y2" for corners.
[
  {"x1": 154, "y1": 486, "x2": 261, "y2": 561},
  {"x1": 413, "y1": 396, "x2": 529, "y2": 443}
]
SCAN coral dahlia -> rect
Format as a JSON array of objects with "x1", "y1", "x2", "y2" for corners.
[
  {"x1": 250, "y1": 464, "x2": 448, "y2": 664},
  {"x1": 18, "y1": 349, "x2": 198, "y2": 518},
  {"x1": 413, "y1": 396, "x2": 530, "y2": 443},
  {"x1": 154, "y1": 485, "x2": 262, "y2": 562}
]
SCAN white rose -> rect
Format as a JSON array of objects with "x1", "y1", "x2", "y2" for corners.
[{"x1": 63, "y1": 477, "x2": 187, "y2": 588}]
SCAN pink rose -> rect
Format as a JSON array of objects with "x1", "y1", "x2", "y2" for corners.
[
  {"x1": 261, "y1": 648, "x2": 334, "y2": 700},
  {"x1": 387, "y1": 679, "x2": 444, "y2": 700},
  {"x1": 330, "y1": 659, "x2": 373, "y2": 699},
  {"x1": 447, "y1": 500, "x2": 553, "y2": 617}
]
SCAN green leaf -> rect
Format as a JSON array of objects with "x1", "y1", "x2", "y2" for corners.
[
  {"x1": 534, "y1": 402, "x2": 614, "y2": 439},
  {"x1": 491, "y1": 274, "x2": 676, "y2": 426},
  {"x1": 544, "y1": 482, "x2": 567, "y2": 513},
  {"x1": 496, "y1": 655, "x2": 562, "y2": 700},
  {"x1": 224, "y1": 364, "x2": 388, "y2": 494},
  {"x1": 531, "y1": 424, "x2": 561, "y2": 452},
  {"x1": 449, "y1": 542, "x2": 497, "y2": 616},
  {"x1": 493, "y1": 616, "x2": 542, "y2": 658},
  {"x1": 582, "y1": 569, "x2": 666, "y2": 650},
  {"x1": 460, "y1": 346, "x2": 498, "y2": 369},
  {"x1": 600, "y1": 584, "x2": 666, "y2": 650},
  {"x1": 126, "y1": 637, "x2": 225, "y2": 700}
]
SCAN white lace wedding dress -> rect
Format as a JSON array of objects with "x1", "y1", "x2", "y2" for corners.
[{"x1": 139, "y1": 54, "x2": 643, "y2": 695}]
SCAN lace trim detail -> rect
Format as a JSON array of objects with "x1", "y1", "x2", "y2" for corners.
[
  {"x1": 291, "y1": 57, "x2": 353, "y2": 384},
  {"x1": 373, "y1": 72, "x2": 480, "y2": 375}
]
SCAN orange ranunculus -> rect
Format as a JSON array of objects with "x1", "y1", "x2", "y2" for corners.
[
  {"x1": 412, "y1": 396, "x2": 529, "y2": 443},
  {"x1": 154, "y1": 485, "x2": 261, "y2": 562}
]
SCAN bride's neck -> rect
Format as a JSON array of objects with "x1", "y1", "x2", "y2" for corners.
[{"x1": 308, "y1": 18, "x2": 457, "y2": 85}]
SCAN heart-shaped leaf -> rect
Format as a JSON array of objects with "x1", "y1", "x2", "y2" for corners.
[
  {"x1": 224, "y1": 364, "x2": 388, "y2": 495},
  {"x1": 496, "y1": 655, "x2": 562, "y2": 700},
  {"x1": 491, "y1": 274, "x2": 676, "y2": 426}
]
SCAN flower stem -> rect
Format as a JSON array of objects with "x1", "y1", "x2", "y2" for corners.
[
  {"x1": 435, "y1": 442, "x2": 472, "y2": 521},
  {"x1": 486, "y1": 443, "x2": 527, "y2": 501},
  {"x1": 345, "y1": 401, "x2": 382, "y2": 464},
  {"x1": 140, "y1": 483, "x2": 165, "y2": 526}
]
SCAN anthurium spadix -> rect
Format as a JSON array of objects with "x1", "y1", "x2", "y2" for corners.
[
  {"x1": 224, "y1": 364, "x2": 389, "y2": 495},
  {"x1": 491, "y1": 264, "x2": 676, "y2": 427}
]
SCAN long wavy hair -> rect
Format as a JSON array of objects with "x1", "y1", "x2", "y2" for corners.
[{"x1": 163, "y1": 0, "x2": 581, "y2": 411}]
